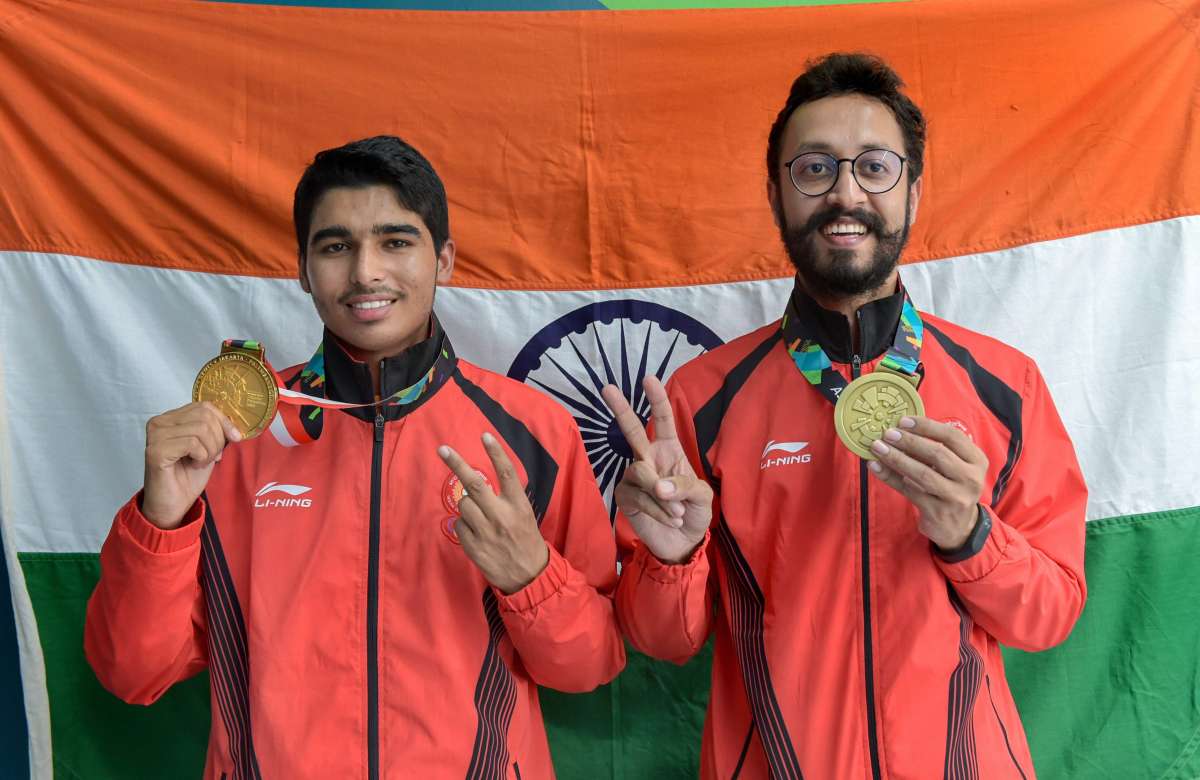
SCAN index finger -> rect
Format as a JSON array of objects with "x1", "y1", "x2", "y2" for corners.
[
  {"x1": 898, "y1": 416, "x2": 984, "y2": 466},
  {"x1": 601, "y1": 384, "x2": 653, "y2": 461},
  {"x1": 641, "y1": 376, "x2": 679, "y2": 444},
  {"x1": 480, "y1": 432, "x2": 527, "y2": 504},
  {"x1": 436, "y1": 444, "x2": 501, "y2": 515}
]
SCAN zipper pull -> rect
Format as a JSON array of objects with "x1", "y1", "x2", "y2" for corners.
[
  {"x1": 374, "y1": 412, "x2": 385, "y2": 443},
  {"x1": 852, "y1": 353, "x2": 862, "y2": 378}
]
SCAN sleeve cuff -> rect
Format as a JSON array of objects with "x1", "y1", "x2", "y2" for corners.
[
  {"x1": 118, "y1": 492, "x2": 205, "y2": 555},
  {"x1": 935, "y1": 505, "x2": 1008, "y2": 582},
  {"x1": 629, "y1": 530, "x2": 711, "y2": 584},
  {"x1": 495, "y1": 543, "x2": 570, "y2": 615}
]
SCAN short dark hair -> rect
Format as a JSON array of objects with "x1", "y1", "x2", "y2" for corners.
[
  {"x1": 766, "y1": 53, "x2": 926, "y2": 189},
  {"x1": 293, "y1": 135, "x2": 450, "y2": 258}
]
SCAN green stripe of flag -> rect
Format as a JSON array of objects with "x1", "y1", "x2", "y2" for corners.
[{"x1": 21, "y1": 506, "x2": 1200, "y2": 778}]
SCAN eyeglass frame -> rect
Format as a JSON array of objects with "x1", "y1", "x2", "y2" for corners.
[{"x1": 783, "y1": 148, "x2": 909, "y2": 197}]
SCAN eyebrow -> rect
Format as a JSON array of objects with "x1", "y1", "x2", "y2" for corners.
[
  {"x1": 309, "y1": 223, "x2": 423, "y2": 245},
  {"x1": 794, "y1": 141, "x2": 896, "y2": 156},
  {"x1": 309, "y1": 226, "x2": 351, "y2": 245},
  {"x1": 373, "y1": 223, "x2": 422, "y2": 238}
]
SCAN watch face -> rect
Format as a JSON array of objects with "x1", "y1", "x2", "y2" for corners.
[{"x1": 192, "y1": 352, "x2": 279, "y2": 439}]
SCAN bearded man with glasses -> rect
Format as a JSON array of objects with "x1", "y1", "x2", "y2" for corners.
[{"x1": 604, "y1": 52, "x2": 1086, "y2": 779}]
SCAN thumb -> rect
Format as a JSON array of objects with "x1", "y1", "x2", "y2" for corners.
[
  {"x1": 220, "y1": 414, "x2": 244, "y2": 444},
  {"x1": 653, "y1": 473, "x2": 711, "y2": 506}
]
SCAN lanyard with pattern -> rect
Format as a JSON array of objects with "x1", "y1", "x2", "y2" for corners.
[{"x1": 779, "y1": 291, "x2": 925, "y2": 406}]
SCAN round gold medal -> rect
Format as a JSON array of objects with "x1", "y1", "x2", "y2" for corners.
[
  {"x1": 833, "y1": 371, "x2": 924, "y2": 460},
  {"x1": 191, "y1": 352, "x2": 279, "y2": 440}
]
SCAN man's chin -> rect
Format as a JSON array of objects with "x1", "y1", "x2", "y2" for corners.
[{"x1": 331, "y1": 319, "x2": 429, "y2": 358}]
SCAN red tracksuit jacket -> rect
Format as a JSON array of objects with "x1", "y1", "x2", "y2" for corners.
[
  {"x1": 617, "y1": 282, "x2": 1087, "y2": 779},
  {"x1": 86, "y1": 324, "x2": 625, "y2": 779}
]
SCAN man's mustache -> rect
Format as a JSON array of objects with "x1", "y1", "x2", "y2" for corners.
[{"x1": 337, "y1": 286, "x2": 406, "y2": 305}]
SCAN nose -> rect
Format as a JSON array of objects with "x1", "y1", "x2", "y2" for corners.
[
  {"x1": 825, "y1": 159, "x2": 868, "y2": 209},
  {"x1": 349, "y1": 244, "x2": 386, "y2": 286}
]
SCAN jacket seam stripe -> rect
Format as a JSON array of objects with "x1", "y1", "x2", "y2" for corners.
[
  {"x1": 200, "y1": 509, "x2": 262, "y2": 779},
  {"x1": 731, "y1": 720, "x2": 755, "y2": 778},
  {"x1": 924, "y1": 324, "x2": 1024, "y2": 507},
  {"x1": 985, "y1": 676, "x2": 1029, "y2": 780},
  {"x1": 198, "y1": 549, "x2": 247, "y2": 778}
]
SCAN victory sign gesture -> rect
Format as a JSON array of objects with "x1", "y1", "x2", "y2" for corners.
[
  {"x1": 601, "y1": 377, "x2": 713, "y2": 564},
  {"x1": 437, "y1": 433, "x2": 550, "y2": 595}
]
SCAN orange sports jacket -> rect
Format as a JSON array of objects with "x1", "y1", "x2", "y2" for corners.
[
  {"x1": 616, "y1": 283, "x2": 1086, "y2": 779},
  {"x1": 86, "y1": 324, "x2": 625, "y2": 779}
]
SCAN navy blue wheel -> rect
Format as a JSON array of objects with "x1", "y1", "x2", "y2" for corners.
[{"x1": 508, "y1": 299, "x2": 723, "y2": 521}]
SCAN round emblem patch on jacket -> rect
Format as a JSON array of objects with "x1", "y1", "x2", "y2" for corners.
[
  {"x1": 940, "y1": 417, "x2": 974, "y2": 441},
  {"x1": 441, "y1": 469, "x2": 493, "y2": 516}
]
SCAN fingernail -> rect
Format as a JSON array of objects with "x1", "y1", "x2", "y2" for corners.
[
  {"x1": 868, "y1": 460, "x2": 882, "y2": 473},
  {"x1": 482, "y1": 432, "x2": 495, "y2": 445},
  {"x1": 230, "y1": 428, "x2": 242, "y2": 442},
  {"x1": 884, "y1": 428, "x2": 901, "y2": 442},
  {"x1": 899, "y1": 417, "x2": 916, "y2": 429},
  {"x1": 673, "y1": 517, "x2": 684, "y2": 528},
  {"x1": 669, "y1": 501, "x2": 685, "y2": 517},
  {"x1": 657, "y1": 480, "x2": 676, "y2": 497},
  {"x1": 437, "y1": 445, "x2": 451, "y2": 458},
  {"x1": 871, "y1": 439, "x2": 889, "y2": 455}
]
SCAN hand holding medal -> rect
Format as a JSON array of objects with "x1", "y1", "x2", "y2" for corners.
[
  {"x1": 191, "y1": 340, "x2": 279, "y2": 439},
  {"x1": 783, "y1": 291, "x2": 985, "y2": 549},
  {"x1": 866, "y1": 416, "x2": 989, "y2": 551}
]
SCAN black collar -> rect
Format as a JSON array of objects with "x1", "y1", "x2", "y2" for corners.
[
  {"x1": 322, "y1": 318, "x2": 457, "y2": 422},
  {"x1": 785, "y1": 278, "x2": 905, "y2": 364}
]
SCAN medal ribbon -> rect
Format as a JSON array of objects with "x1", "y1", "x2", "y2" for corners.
[
  {"x1": 221, "y1": 338, "x2": 448, "y2": 447},
  {"x1": 780, "y1": 290, "x2": 924, "y2": 407}
]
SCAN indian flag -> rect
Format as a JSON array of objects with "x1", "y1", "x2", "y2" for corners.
[{"x1": 1, "y1": 0, "x2": 1197, "y2": 776}]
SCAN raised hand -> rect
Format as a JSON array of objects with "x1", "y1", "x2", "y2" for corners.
[
  {"x1": 437, "y1": 433, "x2": 550, "y2": 595},
  {"x1": 142, "y1": 402, "x2": 243, "y2": 529},
  {"x1": 601, "y1": 377, "x2": 712, "y2": 564},
  {"x1": 867, "y1": 416, "x2": 989, "y2": 550}
]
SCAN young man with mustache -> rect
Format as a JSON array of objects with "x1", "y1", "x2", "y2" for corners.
[
  {"x1": 85, "y1": 135, "x2": 625, "y2": 779},
  {"x1": 605, "y1": 53, "x2": 1086, "y2": 778}
]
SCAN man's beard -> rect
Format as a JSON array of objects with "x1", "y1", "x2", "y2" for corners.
[{"x1": 781, "y1": 197, "x2": 912, "y2": 301}]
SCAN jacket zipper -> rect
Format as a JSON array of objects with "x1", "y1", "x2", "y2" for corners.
[
  {"x1": 852, "y1": 353, "x2": 882, "y2": 780},
  {"x1": 368, "y1": 408, "x2": 385, "y2": 780}
]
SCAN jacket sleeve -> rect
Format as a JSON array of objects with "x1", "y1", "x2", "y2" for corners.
[
  {"x1": 496, "y1": 423, "x2": 626, "y2": 693},
  {"x1": 935, "y1": 360, "x2": 1088, "y2": 651},
  {"x1": 614, "y1": 377, "x2": 717, "y2": 664},
  {"x1": 84, "y1": 493, "x2": 209, "y2": 704}
]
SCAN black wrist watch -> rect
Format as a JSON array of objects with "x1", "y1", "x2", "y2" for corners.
[{"x1": 935, "y1": 505, "x2": 992, "y2": 563}]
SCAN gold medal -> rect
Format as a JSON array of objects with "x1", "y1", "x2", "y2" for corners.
[
  {"x1": 833, "y1": 370, "x2": 924, "y2": 460},
  {"x1": 192, "y1": 344, "x2": 279, "y2": 440}
]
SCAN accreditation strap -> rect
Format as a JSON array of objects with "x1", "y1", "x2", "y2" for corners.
[{"x1": 779, "y1": 290, "x2": 926, "y2": 459}]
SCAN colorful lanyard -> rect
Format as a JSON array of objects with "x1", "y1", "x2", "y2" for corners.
[
  {"x1": 780, "y1": 291, "x2": 925, "y2": 406},
  {"x1": 223, "y1": 338, "x2": 449, "y2": 447}
]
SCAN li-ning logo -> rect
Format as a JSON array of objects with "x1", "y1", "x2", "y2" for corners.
[
  {"x1": 253, "y1": 482, "x2": 313, "y2": 509},
  {"x1": 760, "y1": 440, "x2": 812, "y2": 470}
]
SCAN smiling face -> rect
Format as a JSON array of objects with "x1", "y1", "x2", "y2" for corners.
[
  {"x1": 769, "y1": 93, "x2": 922, "y2": 302},
  {"x1": 299, "y1": 184, "x2": 454, "y2": 363}
]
